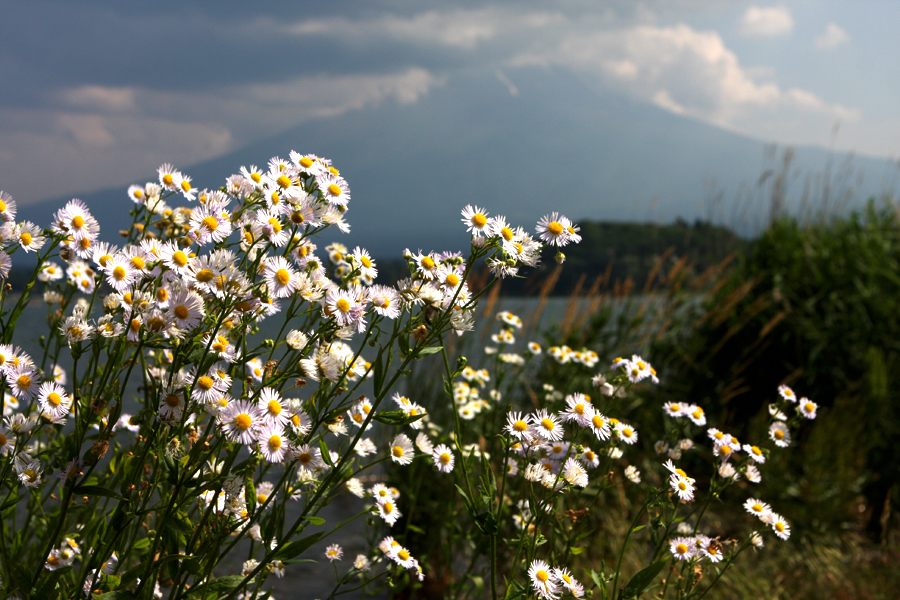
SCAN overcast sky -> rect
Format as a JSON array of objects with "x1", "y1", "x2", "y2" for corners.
[{"x1": 0, "y1": 0, "x2": 896, "y2": 207}]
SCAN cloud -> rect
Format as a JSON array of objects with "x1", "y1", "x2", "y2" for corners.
[
  {"x1": 740, "y1": 6, "x2": 794, "y2": 37},
  {"x1": 510, "y1": 22, "x2": 858, "y2": 140},
  {"x1": 0, "y1": 68, "x2": 442, "y2": 204},
  {"x1": 816, "y1": 23, "x2": 850, "y2": 50}
]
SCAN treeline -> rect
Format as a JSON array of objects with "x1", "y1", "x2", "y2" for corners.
[{"x1": 5, "y1": 219, "x2": 746, "y2": 298}]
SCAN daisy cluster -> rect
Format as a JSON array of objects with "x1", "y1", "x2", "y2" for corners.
[
  {"x1": 504, "y1": 356, "x2": 653, "y2": 496},
  {"x1": 0, "y1": 152, "x2": 582, "y2": 598},
  {"x1": 527, "y1": 559, "x2": 584, "y2": 599},
  {"x1": 647, "y1": 384, "x2": 816, "y2": 572}
]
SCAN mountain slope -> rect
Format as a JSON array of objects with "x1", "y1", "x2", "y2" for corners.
[{"x1": 22, "y1": 67, "x2": 897, "y2": 257}]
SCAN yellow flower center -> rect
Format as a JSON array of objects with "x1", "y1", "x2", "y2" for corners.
[
  {"x1": 234, "y1": 414, "x2": 252, "y2": 430},
  {"x1": 275, "y1": 269, "x2": 291, "y2": 285},
  {"x1": 574, "y1": 403, "x2": 585, "y2": 414},
  {"x1": 676, "y1": 543, "x2": 688, "y2": 555},
  {"x1": 48, "y1": 392, "x2": 62, "y2": 406},
  {"x1": 20, "y1": 232, "x2": 33, "y2": 246},
  {"x1": 197, "y1": 376, "x2": 214, "y2": 390},
  {"x1": 162, "y1": 173, "x2": 174, "y2": 186},
  {"x1": 548, "y1": 221, "x2": 563, "y2": 235},
  {"x1": 421, "y1": 256, "x2": 435, "y2": 270},
  {"x1": 180, "y1": 180, "x2": 191, "y2": 192},
  {"x1": 591, "y1": 415, "x2": 605, "y2": 428},
  {"x1": 752, "y1": 503, "x2": 763, "y2": 512},
  {"x1": 299, "y1": 157, "x2": 313, "y2": 168},
  {"x1": 276, "y1": 175, "x2": 292, "y2": 189},
  {"x1": 751, "y1": 446, "x2": 761, "y2": 455},
  {"x1": 0, "y1": 434, "x2": 6, "y2": 445},
  {"x1": 500, "y1": 227, "x2": 514, "y2": 241},
  {"x1": 0, "y1": 200, "x2": 5, "y2": 211},
  {"x1": 202, "y1": 216, "x2": 219, "y2": 231},
  {"x1": 540, "y1": 418, "x2": 554, "y2": 431},
  {"x1": 113, "y1": 266, "x2": 127, "y2": 281},
  {"x1": 268, "y1": 435, "x2": 282, "y2": 450},
  {"x1": 392, "y1": 446, "x2": 404, "y2": 458},
  {"x1": 17, "y1": 375, "x2": 31, "y2": 388},
  {"x1": 472, "y1": 213, "x2": 487, "y2": 227},
  {"x1": 692, "y1": 409, "x2": 703, "y2": 419},
  {"x1": 173, "y1": 305, "x2": 189, "y2": 320},
  {"x1": 172, "y1": 251, "x2": 188, "y2": 267},
  {"x1": 775, "y1": 522, "x2": 785, "y2": 532},
  {"x1": 327, "y1": 184, "x2": 342, "y2": 197},
  {"x1": 258, "y1": 493, "x2": 268, "y2": 504},
  {"x1": 720, "y1": 445, "x2": 731, "y2": 455},
  {"x1": 298, "y1": 453, "x2": 312, "y2": 464},
  {"x1": 536, "y1": 570, "x2": 549, "y2": 582},
  {"x1": 196, "y1": 269, "x2": 214, "y2": 283},
  {"x1": 336, "y1": 298, "x2": 351, "y2": 313},
  {"x1": 774, "y1": 430, "x2": 785, "y2": 440},
  {"x1": 440, "y1": 452, "x2": 451, "y2": 464},
  {"x1": 397, "y1": 549, "x2": 409, "y2": 561},
  {"x1": 678, "y1": 481, "x2": 687, "y2": 491},
  {"x1": 805, "y1": 402, "x2": 815, "y2": 412},
  {"x1": 267, "y1": 218, "x2": 282, "y2": 233},
  {"x1": 446, "y1": 273, "x2": 459, "y2": 286},
  {"x1": 165, "y1": 394, "x2": 180, "y2": 407},
  {"x1": 72, "y1": 215, "x2": 85, "y2": 229},
  {"x1": 250, "y1": 172, "x2": 262, "y2": 183},
  {"x1": 268, "y1": 400, "x2": 282, "y2": 415}
]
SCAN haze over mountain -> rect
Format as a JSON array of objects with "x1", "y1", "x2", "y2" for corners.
[{"x1": 22, "y1": 67, "x2": 899, "y2": 258}]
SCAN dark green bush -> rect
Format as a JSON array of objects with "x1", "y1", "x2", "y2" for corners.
[{"x1": 655, "y1": 200, "x2": 900, "y2": 537}]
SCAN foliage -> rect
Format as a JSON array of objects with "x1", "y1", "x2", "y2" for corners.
[{"x1": 653, "y1": 200, "x2": 900, "y2": 537}]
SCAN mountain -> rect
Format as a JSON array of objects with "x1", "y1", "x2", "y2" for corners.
[{"x1": 21, "y1": 67, "x2": 899, "y2": 259}]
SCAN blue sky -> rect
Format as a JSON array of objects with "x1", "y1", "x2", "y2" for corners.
[{"x1": 0, "y1": 0, "x2": 896, "y2": 209}]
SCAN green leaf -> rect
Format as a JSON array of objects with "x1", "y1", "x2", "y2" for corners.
[
  {"x1": 318, "y1": 439, "x2": 334, "y2": 466},
  {"x1": 474, "y1": 511, "x2": 498, "y2": 535},
  {"x1": 306, "y1": 515, "x2": 325, "y2": 526},
  {"x1": 274, "y1": 532, "x2": 324, "y2": 561},
  {"x1": 570, "y1": 546, "x2": 585, "y2": 555},
  {"x1": 132, "y1": 537, "x2": 151, "y2": 549},
  {"x1": 185, "y1": 575, "x2": 247, "y2": 599},
  {"x1": 372, "y1": 410, "x2": 426, "y2": 426},
  {"x1": 620, "y1": 558, "x2": 668, "y2": 599},
  {"x1": 414, "y1": 345, "x2": 442, "y2": 357},
  {"x1": 74, "y1": 484, "x2": 127, "y2": 501}
]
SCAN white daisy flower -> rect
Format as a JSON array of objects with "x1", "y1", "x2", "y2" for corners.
[
  {"x1": 389, "y1": 434, "x2": 414, "y2": 466},
  {"x1": 432, "y1": 444, "x2": 455, "y2": 473}
]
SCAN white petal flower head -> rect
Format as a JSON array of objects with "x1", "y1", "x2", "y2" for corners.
[
  {"x1": 432, "y1": 444, "x2": 455, "y2": 473},
  {"x1": 528, "y1": 560, "x2": 560, "y2": 600},
  {"x1": 389, "y1": 434, "x2": 414, "y2": 466}
]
